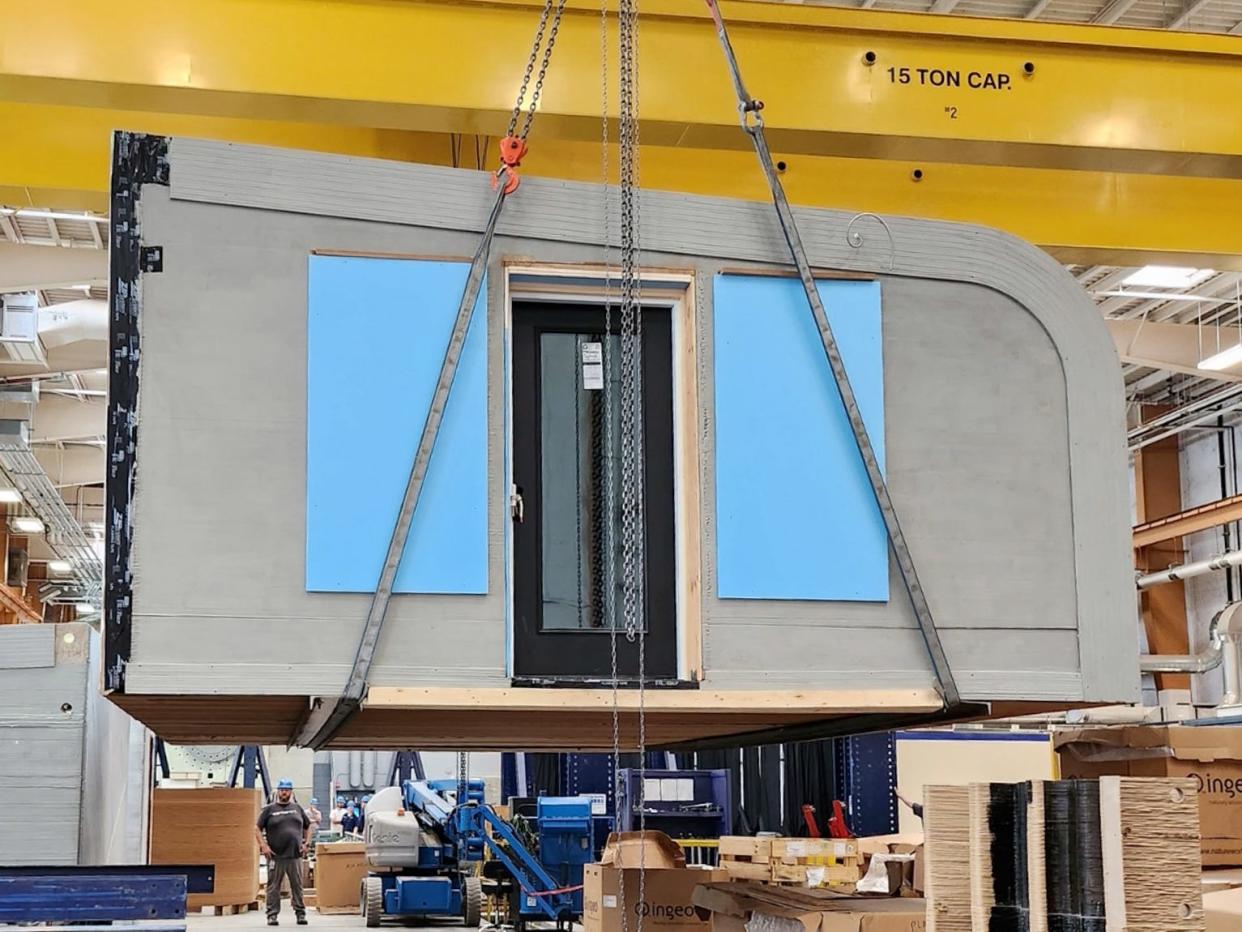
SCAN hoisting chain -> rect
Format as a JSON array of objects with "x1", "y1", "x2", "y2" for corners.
[
  {"x1": 496, "y1": 0, "x2": 571, "y2": 194},
  {"x1": 609, "y1": 0, "x2": 648, "y2": 925}
]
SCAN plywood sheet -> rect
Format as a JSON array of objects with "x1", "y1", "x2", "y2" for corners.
[{"x1": 150, "y1": 787, "x2": 260, "y2": 908}]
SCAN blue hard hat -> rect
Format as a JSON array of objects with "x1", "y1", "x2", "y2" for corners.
[
  {"x1": 362, "y1": 794, "x2": 371, "y2": 802},
  {"x1": 277, "y1": 778, "x2": 294, "y2": 790},
  {"x1": 336, "y1": 796, "x2": 345, "y2": 804}
]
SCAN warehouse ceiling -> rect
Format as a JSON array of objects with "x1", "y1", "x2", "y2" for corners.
[
  {"x1": 0, "y1": 0, "x2": 1239, "y2": 597},
  {"x1": 820, "y1": 0, "x2": 1242, "y2": 30}
]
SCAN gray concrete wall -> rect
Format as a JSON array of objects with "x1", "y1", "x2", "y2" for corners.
[
  {"x1": 118, "y1": 138, "x2": 1136, "y2": 705},
  {"x1": 0, "y1": 624, "x2": 87, "y2": 864},
  {"x1": 80, "y1": 628, "x2": 149, "y2": 864}
]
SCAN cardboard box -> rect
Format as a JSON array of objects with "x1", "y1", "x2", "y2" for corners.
[
  {"x1": 855, "y1": 835, "x2": 923, "y2": 897},
  {"x1": 1055, "y1": 724, "x2": 1242, "y2": 866},
  {"x1": 584, "y1": 832, "x2": 726, "y2": 932},
  {"x1": 693, "y1": 880, "x2": 925, "y2": 932},
  {"x1": 1205, "y1": 885, "x2": 1242, "y2": 931},
  {"x1": 315, "y1": 841, "x2": 369, "y2": 913}
]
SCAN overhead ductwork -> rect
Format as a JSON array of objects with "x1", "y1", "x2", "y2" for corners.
[
  {"x1": 29, "y1": 394, "x2": 106, "y2": 444},
  {"x1": 0, "y1": 241, "x2": 106, "y2": 294},
  {"x1": 0, "y1": 299, "x2": 106, "y2": 378},
  {"x1": 33, "y1": 445, "x2": 104, "y2": 489}
]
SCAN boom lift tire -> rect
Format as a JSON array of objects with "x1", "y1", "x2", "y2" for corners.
[
  {"x1": 463, "y1": 875, "x2": 483, "y2": 927},
  {"x1": 363, "y1": 875, "x2": 384, "y2": 928}
]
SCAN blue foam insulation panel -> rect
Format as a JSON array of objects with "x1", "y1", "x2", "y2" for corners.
[
  {"x1": 713, "y1": 274, "x2": 886, "y2": 601},
  {"x1": 306, "y1": 255, "x2": 487, "y2": 594}
]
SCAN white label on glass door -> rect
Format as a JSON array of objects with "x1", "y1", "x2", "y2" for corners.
[{"x1": 582, "y1": 341, "x2": 604, "y2": 390}]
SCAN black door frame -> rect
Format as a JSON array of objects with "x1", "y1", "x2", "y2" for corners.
[{"x1": 509, "y1": 298, "x2": 679, "y2": 684}]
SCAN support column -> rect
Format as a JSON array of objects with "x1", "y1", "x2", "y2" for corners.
[{"x1": 1134, "y1": 405, "x2": 1191, "y2": 694}]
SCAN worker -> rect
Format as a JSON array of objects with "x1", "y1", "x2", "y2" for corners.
[
  {"x1": 306, "y1": 797, "x2": 323, "y2": 829},
  {"x1": 341, "y1": 800, "x2": 359, "y2": 835},
  {"x1": 894, "y1": 790, "x2": 924, "y2": 821},
  {"x1": 358, "y1": 794, "x2": 372, "y2": 835},
  {"x1": 329, "y1": 795, "x2": 346, "y2": 834},
  {"x1": 255, "y1": 778, "x2": 312, "y2": 927}
]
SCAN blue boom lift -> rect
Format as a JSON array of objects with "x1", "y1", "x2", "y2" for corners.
[{"x1": 361, "y1": 779, "x2": 594, "y2": 928}]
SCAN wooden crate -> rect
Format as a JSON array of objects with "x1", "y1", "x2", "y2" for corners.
[
  {"x1": 720, "y1": 860, "x2": 773, "y2": 882},
  {"x1": 150, "y1": 787, "x2": 261, "y2": 910},
  {"x1": 718, "y1": 836, "x2": 860, "y2": 888}
]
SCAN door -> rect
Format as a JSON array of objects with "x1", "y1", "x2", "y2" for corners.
[{"x1": 511, "y1": 301, "x2": 677, "y2": 682}]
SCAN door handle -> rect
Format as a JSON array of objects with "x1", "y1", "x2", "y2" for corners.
[{"x1": 510, "y1": 484, "x2": 525, "y2": 523}]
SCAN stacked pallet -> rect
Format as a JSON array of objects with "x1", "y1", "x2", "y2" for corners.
[
  {"x1": 718, "y1": 836, "x2": 861, "y2": 888},
  {"x1": 925, "y1": 777, "x2": 1204, "y2": 932}
]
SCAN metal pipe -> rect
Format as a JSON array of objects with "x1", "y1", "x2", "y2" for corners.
[
  {"x1": 1128, "y1": 382, "x2": 1242, "y2": 439},
  {"x1": 1139, "y1": 649, "x2": 1223, "y2": 673},
  {"x1": 1224, "y1": 640, "x2": 1242, "y2": 706},
  {"x1": 1137, "y1": 549, "x2": 1242, "y2": 589},
  {"x1": 361, "y1": 750, "x2": 376, "y2": 787},
  {"x1": 1131, "y1": 400, "x2": 1242, "y2": 451},
  {"x1": 349, "y1": 750, "x2": 362, "y2": 788}
]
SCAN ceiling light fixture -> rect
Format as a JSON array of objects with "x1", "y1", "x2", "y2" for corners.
[
  {"x1": 1199, "y1": 344, "x2": 1242, "y2": 371},
  {"x1": 1122, "y1": 266, "x2": 1216, "y2": 289},
  {"x1": 1199, "y1": 281, "x2": 1242, "y2": 372},
  {"x1": 74, "y1": 602, "x2": 96, "y2": 616},
  {"x1": 47, "y1": 559, "x2": 71, "y2": 574},
  {"x1": 1093, "y1": 290, "x2": 1227, "y2": 303},
  {"x1": 0, "y1": 208, "x2": 108, "y2": 224},
  {"x1": 0, "y1": 489, "x2": 21, "y2": 504},
  {"x1": 11, "y1": 516, "x2": 44, "y2": 534}
]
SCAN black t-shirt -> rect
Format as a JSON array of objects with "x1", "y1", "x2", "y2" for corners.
[{"x1": 258, "y1": 801, "x2": 309, "y2": 859}]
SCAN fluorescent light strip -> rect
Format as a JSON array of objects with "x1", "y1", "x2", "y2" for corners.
[
  {"x1": 1200, "y1": 343, "x2": 1242, "y2": 371},
  {"x1": 0, "y1": 208, "x2": 108, "y2": 224},
  {"x1": 1123, "y1": 265, "x2": 1216, "y2": 289},
  {"x1": 1094, "y1": 290, "x2": 1227, "y2": 303},
  {"x1": 47, "y1": 560, "x2": 71, "y2": 574},
  {"x1": 11, "y1": 516, "x2": 44, "y2": 534},
  {"x1": 0, "y1": 489, "x2": 22, "y2": 504}
]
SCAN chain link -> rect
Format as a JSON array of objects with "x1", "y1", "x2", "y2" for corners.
[
  {"x1": 617, "y1": 0, "x2": 647, "y2": 925},
  {"x1": 507, "y1": 0, "x2": 570, "y2": 141}
]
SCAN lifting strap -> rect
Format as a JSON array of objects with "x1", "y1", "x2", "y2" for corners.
[
  {"x1": 294, "y1": 0, "x2": 569, "y2": 750},
  {"x1": 702, "y1": 0, "x2": 962, "y2": 710}
]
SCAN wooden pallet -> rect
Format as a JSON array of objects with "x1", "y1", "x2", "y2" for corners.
[
  {"x1": 211, "y1": 902, "x2": 259, "y2": 916},
  {"x1": 718, "y1": 836, "x2": 860, "y2": 888},
  {"x1": 316, "y1": 905, "x2": 361, "y2": 915}
]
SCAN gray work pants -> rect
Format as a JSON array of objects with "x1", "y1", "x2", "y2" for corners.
[{"x1": 266, "y1": 857, "x2": 305, "y2": 919}]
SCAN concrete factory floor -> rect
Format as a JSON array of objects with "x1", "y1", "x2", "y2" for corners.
[{"x1": 189, "y1": 914, "x2": 491, "y2": 932}]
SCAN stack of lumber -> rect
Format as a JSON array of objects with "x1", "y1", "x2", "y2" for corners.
[
  {"x1": 718, "y1": 835, "x2": 861, "y2": 888},
  {"x1": 150, "y1": 787, "x2": 261, "y2": 910},
  {"x1": 925, "y1": 777, "x2": 1204, "y2": 932}
]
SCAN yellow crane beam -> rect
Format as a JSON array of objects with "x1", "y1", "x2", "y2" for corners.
[
  {"x1": 6, "y1": 101, "x2": 1242, "y2": 268},
  {"x1": 3, "y1": 0, "x2": 1242, "y2": 177}
]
